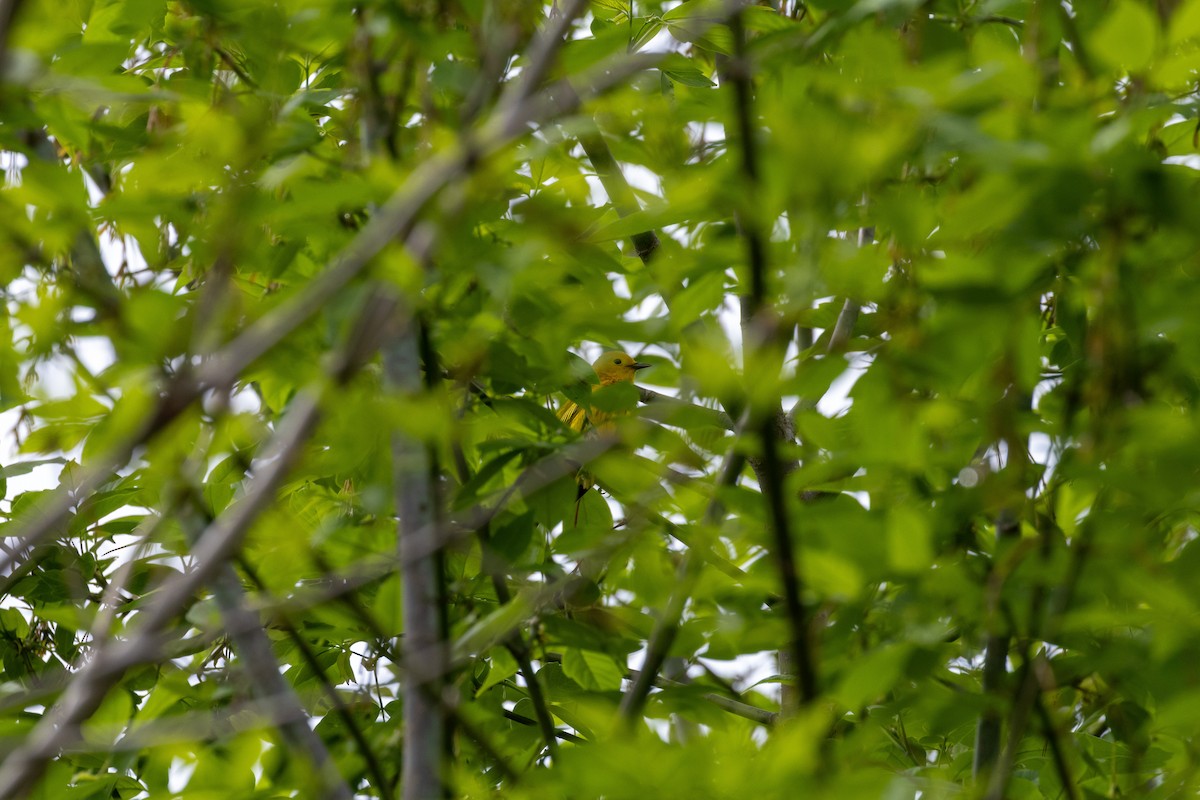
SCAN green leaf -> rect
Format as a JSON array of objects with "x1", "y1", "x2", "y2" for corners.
[
  {"x1": 490, "y1": 511, "x2": 536, "y2": 565},
  {"x1": 561, "y1": 648, "x2": 625, "y2": 692},
  {"x1": 663, "y1": 5, "x2": 735, "y2": 54},
  {"x1": 1090, "y1": 0, "x2": 1159, "y2": 73},
  {"x1": 662, "y1": 67, "x2": 714, "y2": 88},
  {"x1": 477, "y1": 647, "x2": 520, "y2": 696},
  {"x1": 371, "y1": 575, "x2": 403, "y2": 637},
  {"x1": 833, "y1": 644, "x2": 914, "y2": 710},
  {"x1": 886, "y1": 506, "x2": 934, "y2": 573},
  {"x1": 630, "y1": 18, "x2": 664, "y2": 52}
]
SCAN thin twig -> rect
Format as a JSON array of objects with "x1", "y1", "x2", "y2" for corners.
[
  {"x1": 239, "y1": 558, "x2": 395, "y2": 800},
  {"x1": 451, "y1": 442, "x2": 561, "y2": 759},
  {"x1": 620, "y1": 409, "x2": 751, "y2": 721},
  {"x1": 973, "y1": 507, "x2": 1021, "y2": 779},
  {"x1": 494, "y1": 0, "x2": 588, "y2": 114},
  {"x1": 628, "y1": 668, "x2": 778, "y2": 727},
  {"x1": 637, "y1": 386, "x2": 736, "y2": 431},
  {"x1": 983, "y1": 504, "x2": 1099, "y2": 799},
  {"x1": 0, "y1": 39, "x2": 675, "y2": 584},
  {"x1": 504, "y1": 710, "x2": 585, "y2": 743},
  {"x1": 1035, "y1": 691, "x2": 1081, "y2": 800},
  {"x1": 728, "y1": 7, "x2": 816, "y2": 709},
  {"x1": 209, "y1": 564, "x2": 354, "y2": 799},
  {"x1": 306, "y1": 552, "x2": 522, "y2": 785},
  {"x1": 928, "y1": 13, "x2": 1024, "y2": 29},
  {"x1": 0, "y1": 293, "x2": 394, "y2": 798},
  {"x1": 213, "y1": 45, "x2": 259, "y2": 88}
]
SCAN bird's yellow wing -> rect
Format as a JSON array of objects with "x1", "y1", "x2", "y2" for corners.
[{"x1": 556, "y1": 398, "x2": 589, "y2": 432}]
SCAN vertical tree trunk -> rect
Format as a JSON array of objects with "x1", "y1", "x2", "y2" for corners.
[{"x1": 385, "y1": 315, "x2": 446, "y2": 800}]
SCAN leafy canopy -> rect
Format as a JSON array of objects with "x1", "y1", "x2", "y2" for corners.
[{"x1": 3, "y1": 0, "x2": 1200, "y2": 798}]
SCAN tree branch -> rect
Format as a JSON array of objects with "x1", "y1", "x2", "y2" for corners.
[
  {"x1": 637, "y1": 385, "x2": 736, "y2": 431},
  {"x1": 0, "y1": 294, "x2": 393, "y2": 798},
  {"x1": 572, "y1": 117, "x2": 661, "y2": 263},
  {"x1": 1035, "y1": 690, "x2": 1080, "y2": 800},
  {"x1": 383, "y1": 306, "x2": 447, "y2": 800},
  {"x1": 627, "y1": 668, "x2": 778, "y2": 727},
  {"x1": 620, "y1": 408, "x2": 751, "y2": 721},
  {"x1": 0, "y1": 386, "x2": 326, "y2": 799},
  {"x1": 561, "y1": 2, "x2": 752, "y2": 266},
  {"x1": 973, "y1": 508, "x2": 1021, "y2": 780},
  {"x1": 453, "y1": 455, "x2": 560, "y2": 759},
  {"x1": 0, "y1": 38, "x2": 674, "y2": 592},
  {"x1": 503, "y1": 710, "x2": 585, "y2": 743},
  {"x1": 209, "y1": 563, "x2": 354, "y2": 799},
  {"x1": 239, "y1": 558, "x2": 395, "y2": 800},
  {"x1": 0, "y1": 0, "x2": 26, "y2": 82},
  {"x1": 495, "y1": 0, "x2": 588, "y2": 114},
  {"x1": 728, "y1": 8, "x2": 816, "y2": 710},
  {"x1": 305, "y1": 552, "x2": 522, "y2": 785},
  {"x1": 827, "y1": 221, "x2": 872, "y2": 352}
]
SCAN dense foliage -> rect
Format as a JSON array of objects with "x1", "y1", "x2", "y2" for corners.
[{"x1": 4, "y1": 0, "x2": 1200, "y2": 797}]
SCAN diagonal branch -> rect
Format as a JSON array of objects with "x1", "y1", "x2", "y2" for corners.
[
  {"x1": 0, "y1": 393, "x2": 324, "y2": 799},
  {"x1": 0, "y1": 296, "x2": 394, "y2": 799},
  {"x1": 305, "y1": 553, "x2": 522, "y2": 785},
  {"x1": 225, "y1": 433, "x2": 628, "y2": 628},
  {"x1": 172, "y1": 452, "x2": 353, "y2": 798},
  {"x1": 620, "y1": 409, "x2": 751, "y2": 721},
  {"x1": 564, "y1": 2, "x2": 751, "y2": 267},
  {"x1": 451, "y1": 443, "x2": 561, "y2": 759},
  {"x1": 494, "y1": 0, "x2": 588, "y2": 115},
  {"x1": 238, "y1": 558, "x2": 395, "y2": 800},
  {"x1": 0, "y1": 40, "x2": 676, "y2": 587},
  {"x1": 627, "y1": 668, "x2": 778, "y2": 727},
  {"x1": 210, "y1": 563, "x2": 353, "y2": 799}
]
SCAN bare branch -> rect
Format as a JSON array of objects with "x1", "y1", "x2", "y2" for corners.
[
  {"x1": 637, "y1": 386, "x2": 736, "y2": 431},
  {"x1": 239, "y1": 558, "x2": 396, "y2": 800},
  {"x1": 825, "y1": 222, "x2": 871, "y2": 355},
  {"x1": 620, "y1": 409, "x2": 751, "y2": 721},
  {"x1": 0, "y1": 386, "x2": 325, "y2": 799},
  {"x1": 495, "y1": 0, "x2": 588, "y2": 114},
  {"x1": 209, "y1": 564, "x2": 354, "y2": 799},
  {"x1": 0, "y1": 293, "x2": 396, "y2": 798},
  {"x1": 384, "y1": 307, "x2": 447, "y2": 800},
  {"x1": 0, "y1": 40, "x2": 672, "y2": 589},
  {"x1": 627, "y1": 668, "x2": 778, "y2": 728},
  {"x1": 728, "y1": 7, "x2": 816, "y2": 710}
]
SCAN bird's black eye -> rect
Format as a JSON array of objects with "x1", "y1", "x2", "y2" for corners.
[{"x1": 614, "y1": 359, "x2": 622, "y2": 364}]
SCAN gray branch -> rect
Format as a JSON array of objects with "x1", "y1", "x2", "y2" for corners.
[
  {"x1": 0, "y1": 40, "x2": 670, "y2": 586},
  {"x1": 383, "y1": 308, "x2": 447, "y2": 800},
  {"x1": 0, "y1": 290, "x2": 398, "y2": 797}
]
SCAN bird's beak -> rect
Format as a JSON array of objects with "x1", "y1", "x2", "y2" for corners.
[{"x1": 632, "y1": 361, "x2": 651, "y2": 371}]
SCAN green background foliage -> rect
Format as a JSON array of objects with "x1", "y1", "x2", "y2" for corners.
[{"x1": 3, "y1": 0, "x2": 1200, "y2": 797}]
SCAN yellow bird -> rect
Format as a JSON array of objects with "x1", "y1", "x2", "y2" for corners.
[{"x1": 557, "y1": 350, "x2": 651, "y2": 522}]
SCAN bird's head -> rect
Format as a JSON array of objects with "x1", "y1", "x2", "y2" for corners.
[{"x1": 592, "y1": 350, "x2": 651, "y2": 385}]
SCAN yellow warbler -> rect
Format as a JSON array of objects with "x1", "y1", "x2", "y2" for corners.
[{"x1": 557, "y1": 350, "x2": 650, "y2": 523}]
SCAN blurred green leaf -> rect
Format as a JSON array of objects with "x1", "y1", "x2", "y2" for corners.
[{"x1": 561, "y1": 647, "x2": 625, "y2": 692}]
